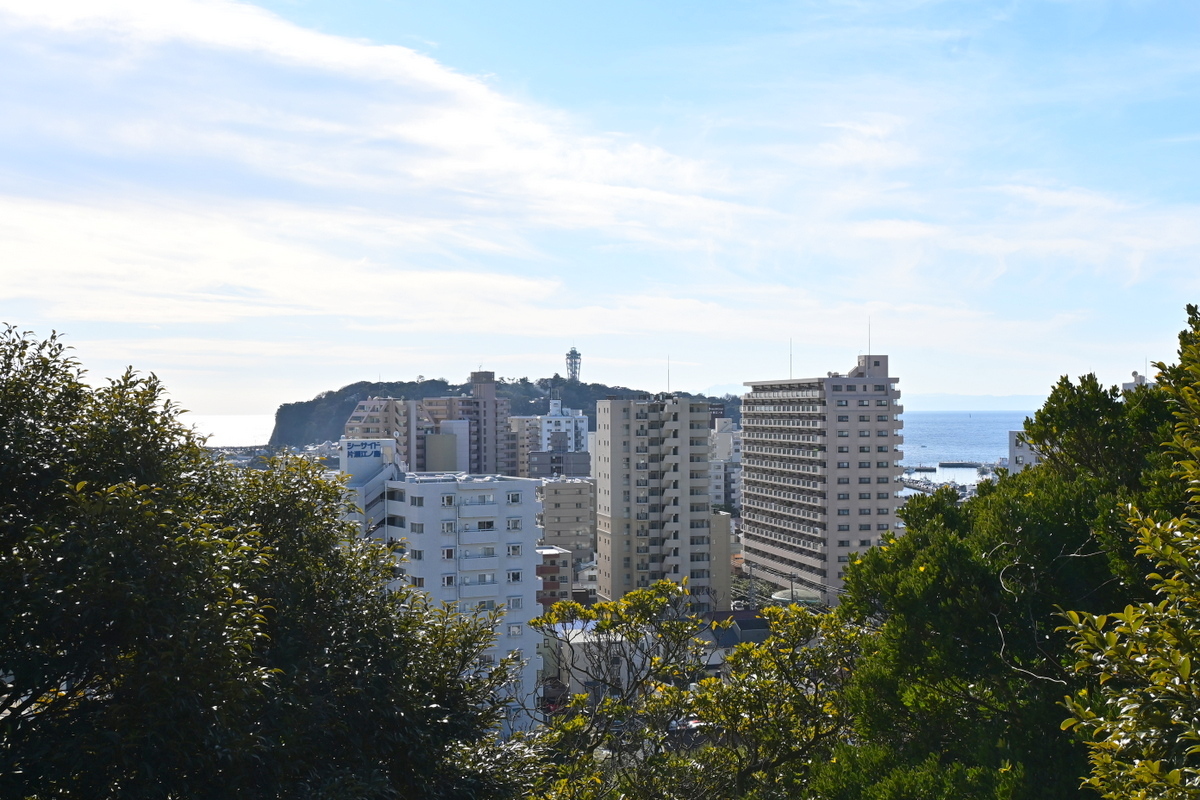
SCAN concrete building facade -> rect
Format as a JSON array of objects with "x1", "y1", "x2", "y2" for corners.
[
  {"x1": 343, "y1": 371, "x2": 514, "y2": 475},
  {"x1": 536, "y1": 477, "x2": 596, "y2": 566},
  {"x1": 740, "y1": 355, "x2": 903, "y2": 602},
  {"x1": 338, "y1": 438, "x2": 543, "y2": 710},
  {"x1": 592, "y1": 395, "x2": 732, "y2": 612},
  {"x1": 509, "y1": 399, "x2": 590, "y2": 479}
]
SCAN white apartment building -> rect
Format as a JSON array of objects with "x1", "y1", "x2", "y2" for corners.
[
  {"x1": 592, "y1": 395, "x2": 732, "y2": 612},
  {"x1": 708, "y1": 417, "x2": 743, "y2": 515},
  {"x1": 740, "y1": 355, "x2": 903, "y2": 602},
  {"x1": 338, "y1": 439, "x2": 543, "y2": 714},
  {"x1": 1007, "y1": 431, "x2": 1042, "y2": 473},
  {"x1": 509, "y1": 399, "x2": 591, "y2": 479}
]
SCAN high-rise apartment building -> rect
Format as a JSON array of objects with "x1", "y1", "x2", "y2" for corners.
[
  {"x1": 740, "y1": 355, "x2": 903, "y2": 602},
  {"x1": 536, "y1": 477, "x2": 596, "y2": 566},
  {"x1": 344, "y1": 371, "x2": 514, "y2": 474},
  {"x1": 509, "y1": 399, "x2": 590, "y2": 479},
  {"x1": 338, "y1": 438, "x2": 542, "y2": 719},
  {"x1": 592, "y1": 395, "x2": 731, "y2": 612}
]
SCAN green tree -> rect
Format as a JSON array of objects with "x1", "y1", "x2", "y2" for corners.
[
  {"x1": 823, "y1": 355, "x2": 1181, "y2": 797},
  {"x1": 531, "y1": 582, "x2": 865, "y2": 800},
  {"x1": 1062, "y1": 304, "x2": 1200, "y2": 799},
  {"x1": 0, "y1": 326, "x2": 531, "y2": 799}
]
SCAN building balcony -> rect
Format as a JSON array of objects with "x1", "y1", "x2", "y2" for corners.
[
  {"x1": 458, "y1": 501, "x2": 498, "y2": 518},
  {"x1": 458, "y1": 580, "x2": 500, "y2": 599},
  {"x1": 460, "y1": 555, "x2": 500, "y2": 571},
  {"x1": 459, "y1": 529, "x2": 499, "y2": 546}
]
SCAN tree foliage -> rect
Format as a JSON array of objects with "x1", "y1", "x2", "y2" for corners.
[
  {"x1": 530, "y1": 582, "x2": 866, "y2": 800},
  {"x1": 1062, "y1": 304, "x2": 1200, "y2": 799},
  {"x1": 826, "y1": 349, "x2": 1182, "y2": 797},
  {"x1": 0, "y1": 325, "x2": 530, "y2": 799}
]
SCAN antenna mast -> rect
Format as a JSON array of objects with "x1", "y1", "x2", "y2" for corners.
[{"x1": 566, "y1": 346, "x2": 581, "y2": 382}]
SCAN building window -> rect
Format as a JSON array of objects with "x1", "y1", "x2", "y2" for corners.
[
  {"x1": 877, "y1": 414, "x2": 889, "y2": 422},
  {"x1": 874, "y1": 384, "x2": 886, "y2": 391},
  {"x1": 508, "y1": 597, "x2": 523, "y2": 610},
  {"x1": 859, "y1": 524, "x2": 872, "y2": 531},
  {"x1": 858, "y1": 400, "x2": 870, "y2": 406},
  {"x1": 878, "y1": 508, "x2": 890, "y2": 515},
  {"x1": 859, "y1": 539, "x2": 871, "y2": 547},
  {"x1": 859, "y1": 430, "x2": 870, "y2": 438},
  {"x1": 876, "y1": 446, "x2": 888, "y2": 452},
  {"x1": 876, "y1": 399, "x2": 889, "y2": 406},
  {"x1": 506, "y1": 570, "x2": 522, "y2": 583},
  {"x1": 837, "y1": 430, "x2": 849, "y2": 438},
  {"x1": 846, "y1": 385, "x2": 856, "y2": 392},
  {"x1": 410, "y1": 549, "x2": 423, "y2": 560},
  {"x1": 442, "y1": 521, "x2": 455, "y2": 533},
  {"x1": 411, "y1": 576, "x2": 425, "y2": 588},
  {"x1": 838, "y1": 461, "x2": 850, "y2": 469},
  {"x1": 506, "y1": 518, "x2": 522, "y2": 530},
  {"x1": 441, "y1": 575, "x2": 455, "y2": 587},
  {"x1": 837, "y1": 477, "x2": 850, "y2": 484},
  {"x1": 837, "y1": 524, "x2": 850, "y2": 531},
  {"x1": 877, "y1": 477, "x2": 890, "y2": 484},
  {"x1": 877, "y1": 461, "x2": 890, "y2": 468},
  {"x1": 837, "y1": 493, "x2": 849, "y2": 500},
  {"x1": 442, "y1": 547, "x2": 455, "y2": 559},
  {"x1": 507, "y1": 544, "x2": 522, "y2": 557},
  {"x1": 838, "y1": 445, "x2": 849, "y2": 453},
  {"x1": 508, "y1": 624, "x2": 522, "y2": 637},
  {"x1": 837, "y1": 415, "x2": 849, "y2": 422},
  {"x1": 837, "y1": 509, "x2": 850, "y2": 516},
  {"x1": 836, "y1": 400, "x2": 848, "y2": 406},
  {"x1": 859, "y1": 462, "x2": 871, "y2": 469},
  {"x1": 832, "y1": 385, "x2": 843, "y2": 391},
  {"x1": 859, "y1": 477, "x2": 871, "y2": 484},
  {"x1": 859, "y1": 446, "x2": 870, "y2": 453},
  {"x1": 837, "y1": 539, "x2": 850, "y2": 547},
  {"x1": 478, "y1": 520, "x2": 494, "y2": 530},
  {"x1": 441, "y1": 495, "x2": 455, "y2": 507},
  {"x1": 859, "y1": 508, "x2": 871, "y2": 515},
  {"x1": 878, "y1": 492, "x2": 890, "y2": 499},
  {"x1": 410, "y1": 496, "x2": 424, "y2": 507},
  {"x1": 507, "y1": 491, "x2": 521, "y2": 504},
  {"x1": 837, "y1": 555, "x2": 849, "y2": 563},
  {"x1": 410, "y1": 523, "x2": 424, "y2": 533},
  {"x1": 858, "y1": 415, "x2": 869, "y2": 422},
  {"x1": 859, "y1": 492, "x2": 871, "y2": 499},
  {"x1": 877, "y1": 523, "x2": 890, "y2": 530}
]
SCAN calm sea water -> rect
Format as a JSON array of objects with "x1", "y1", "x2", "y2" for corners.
[{"x1": 900, "y1": 410, "x2": 1034, "y2": 467}]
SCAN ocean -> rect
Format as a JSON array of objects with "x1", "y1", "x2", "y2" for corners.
[{"x1": 900, "y1": 410, "x2": 1035, "y2": 486}]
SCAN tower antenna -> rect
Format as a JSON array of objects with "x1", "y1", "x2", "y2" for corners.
[{"x1": 566, "y1": 346, "x2": 581, "y2": 382}]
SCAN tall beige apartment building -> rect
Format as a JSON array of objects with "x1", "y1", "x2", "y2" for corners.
[
  {"x1": 740, "y1": 355, "x2": 903, "y2": 603},
  {"x1": 593, "y1": 395, "x2": 731, "y2": 612},
  {"x1": 536, "y1": 477, "x2": 596, "y2": 566}
]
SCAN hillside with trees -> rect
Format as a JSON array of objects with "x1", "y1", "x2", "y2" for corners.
[{"x1": 268, "y1": 373, "x2": 741, "y2": 448}]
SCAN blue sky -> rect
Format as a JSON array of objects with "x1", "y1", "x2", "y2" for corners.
[{"x1": 2, "y1": 0, "x2": 1198, "y2": 413}]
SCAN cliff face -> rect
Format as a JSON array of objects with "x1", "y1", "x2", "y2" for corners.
[{"x1": 268, "y1": 375, "x2": 741, "y2": 448}]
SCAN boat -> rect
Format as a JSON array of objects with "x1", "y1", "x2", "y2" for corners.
[{"x1": 912, "y1": 466, "x2": 936, "y2": 473}]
